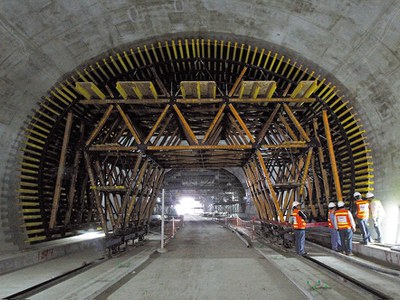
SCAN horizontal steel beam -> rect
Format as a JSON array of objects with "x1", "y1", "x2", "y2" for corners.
[{"x1": 79, "y1": 97, "x2": 316, "y2": 105}]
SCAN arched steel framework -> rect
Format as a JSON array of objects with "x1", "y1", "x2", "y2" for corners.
[{"x1": 17, "y1": 38, "x2": 374, "y2": 244}]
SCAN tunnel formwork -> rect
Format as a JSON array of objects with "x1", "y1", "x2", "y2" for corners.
[{"x1": 17, "y1": 38, "x2": 373, "y2": 245}]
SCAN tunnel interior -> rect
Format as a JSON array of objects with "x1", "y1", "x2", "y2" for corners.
[{"x1": 17, "y1": 38, "x2": 373, "y2": 244}]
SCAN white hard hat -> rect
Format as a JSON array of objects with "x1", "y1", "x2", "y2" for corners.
[
  {"x1": 366, "y1": 192, "x2": 374, "y2": 199},
  {"x1": 353, "y1": 192, "x2": 361, "y2": 197},
  {"x1": 292, "y1": 201, "x2": 301, "y2": 207},
  {"x1": 328, "y1": 202, "x2": 336, "y2": 208},
  {"x1": 337, "y1": 201, "x2": 345, "y2": 208}
]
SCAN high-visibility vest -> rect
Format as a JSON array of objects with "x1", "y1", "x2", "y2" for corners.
[
  {"x1": 355, "y1": 200, "x2": 369, "y2": 219},
  {"x1": 291, "y1": 208, "x2": 306, "y2": 229},
  {"x1": 328, "y1": 209, "x2": 335, "y2": 229},
  {"x1": 335, "y1": 209, "x2": 351, "y2": 230}
]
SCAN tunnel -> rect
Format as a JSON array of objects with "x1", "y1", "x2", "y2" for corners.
[
  {"x1": 1, "y1": 1, "x2": 400, "y2": 298},
  {"x1": 12, "y1": 37, "x2": 370, "y2": 245}
]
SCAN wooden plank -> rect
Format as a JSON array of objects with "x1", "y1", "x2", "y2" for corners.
[
  {"x1": 116, "y1": 81, "x2": 158, "y2": 100},
  {"x1": 180, "y1": 81, "x2": 217, "y2": 99},
  {"x1": 234, "y1": 81, "x2": 277, "y2": 98}
]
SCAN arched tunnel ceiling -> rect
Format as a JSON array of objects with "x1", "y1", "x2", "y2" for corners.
[{"x1": 1, "y1": 0, "x2": 400, "y2": 250}]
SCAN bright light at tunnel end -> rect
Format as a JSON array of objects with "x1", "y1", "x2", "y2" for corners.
[
  {"x1": 175, "y1": 196, "x2": 203, "y2": 215},
  {"x1": 382, "y1": 199, "x2": 400, "y2": 244}
]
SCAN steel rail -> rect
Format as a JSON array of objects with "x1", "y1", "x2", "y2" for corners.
[
  {"x1": 4, "y1": 262, "x2": 94, "y2": 300},
  {"x1": 303, "y1": 255, "x2": 393, "y2": 299}
]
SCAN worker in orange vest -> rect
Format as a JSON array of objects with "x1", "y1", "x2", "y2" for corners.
[
  {"x1": 334, "y1": 201, "x2": 356, "y2": 256},
  {"x1": 290, "y1": 201, "x2": 307, "y2": 256},
  {"x1": 354, "y1": 191, "x2": 372, "y2": 245},
  {"x1": 328, "y1": 202, "x2": 341, "y2": 251}
]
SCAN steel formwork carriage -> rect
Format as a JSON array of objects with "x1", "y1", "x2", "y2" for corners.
[{"x1": 17, "y1": 38, "x2": 373, "y2": 244}]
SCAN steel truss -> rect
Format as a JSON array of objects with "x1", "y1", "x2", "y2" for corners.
[{"x1": 17, "y1": 39, "x2": 373, "y2": 243}]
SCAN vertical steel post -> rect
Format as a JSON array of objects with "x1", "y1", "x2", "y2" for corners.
[
  {"x1": 172, "y1": 217, "x2": 175, "y2": 238},
  {"x1": 161, "y1": 189, "x2": 165, "y2": 250}
]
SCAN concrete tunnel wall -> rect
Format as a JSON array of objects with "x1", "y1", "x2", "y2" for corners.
[{"x1": 1, "y1": 0, "x2": 400, "y2": 251}]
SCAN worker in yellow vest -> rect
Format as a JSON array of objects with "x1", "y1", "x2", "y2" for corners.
[
  {"x1": 328, "y1": 202, "x2": 341, "y2": 251},
  {"x1": 354, "y1": 191, "x2": 372, "y2": 245},
  {"x1": 290, "y1": 201, "x2": 307, "y2": 256},
  {"x1": 334, "y1": 201, "x2": 356, "y2": 256}
]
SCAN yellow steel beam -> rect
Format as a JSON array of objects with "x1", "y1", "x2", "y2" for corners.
[
  {"x1": 49, "y1": 112, "x2": 73, "y2": 229},
  {"x1": 144, "y1": 104, "x2": 170, "y2": 144},
  {"x1": 256, "y1": 150, "x2": 284, "y2": 222},
  {"x1": 147, "y1": 144, "x2": 252, "y2": 151},
  {"x1": 299, "y1": 148, "x2": 313, "y2": 197},
  {"x1": 283, "y1": 104, "x2": 310, "y2": 142},
  {"x1": 279, "y1": 114, "x2": 298, "y2": 141},
  {"x1": 85, "y1": 105, "x2": 114, "y2": 146},
  {"x1": 202, "y1": 104, "x2": 226, "y2": 144},
  {"x1": 322, "y1": 110, "x2": 342, "y2": 201},
  {"x1": 228, "y1": 104, "x2": 255, "y2": 143},
  {"x1": 229, "y1": 67, "x2": 248, "y2": 97},
  {"x1": 172, "y1": 104, "x2": 199, "y2": 145},
  {"x1": 116, "y1": 104, "x2": 142, "y2": 144}
]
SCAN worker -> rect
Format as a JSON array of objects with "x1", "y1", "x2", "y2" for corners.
[
  {"x1": 335, "y1": 201, "x2": 356, "y2": 256},
  {"x1": 366, "y1": 192, "x2": 385, "y2": 243},
  {"x1": 328, "y1": 202, "x2": 341, "y2": 251},
  {"x1": 290, "y1": 201, "x2": 307, "y2": 256},
  {"x1": 354, "y1": 191, "x2": 372, "y2": 245}
]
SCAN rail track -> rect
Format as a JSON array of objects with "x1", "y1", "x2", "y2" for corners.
[{"x1": 250, "y1": 225, "x2": 398, "y2": 299}]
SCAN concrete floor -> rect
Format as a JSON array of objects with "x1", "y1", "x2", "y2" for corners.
[
  {"x1": 99, "y1": 215, "x2": 306, "y2": 300},
  {"x1": 1, "y1": 216, "x2": 399, "y2": 299}
]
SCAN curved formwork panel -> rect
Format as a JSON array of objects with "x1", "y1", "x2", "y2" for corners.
[{"x1": 17, "y1": 38, "x2": 373, "y2": 243}]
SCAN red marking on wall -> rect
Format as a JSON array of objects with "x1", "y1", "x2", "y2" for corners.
[{"x1": 38, "y1": 248, "x2": 54, "y2": 262}]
